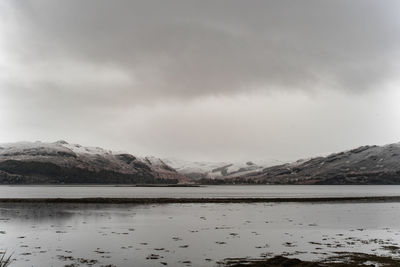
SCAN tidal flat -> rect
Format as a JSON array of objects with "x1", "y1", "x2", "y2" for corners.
[{"x1": 1, "y1": 201, "x2": 400, "y2": 266}]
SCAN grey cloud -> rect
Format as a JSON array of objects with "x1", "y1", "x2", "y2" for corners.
[{"x1": 4, "y1": 0, "x2": 400, "y2": 104}]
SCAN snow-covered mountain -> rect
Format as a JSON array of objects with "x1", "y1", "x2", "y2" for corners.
[
  {"x1": 163, "y1": 158, "x2": 285, "y2": 180},
  {"x1": 0, "y1": 141, "x2": 187, "y2": 184},
  {"x1": 2, "y1": 140, "x2": 400, "y2": 185},
  {"x1": 229, "y1": 142, "x2": 400, "y2": 184},
  {"x1": 167, "y1": 142, "x2": 400, "y2": 184}
]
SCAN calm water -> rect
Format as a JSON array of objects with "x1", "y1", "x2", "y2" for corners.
[
  {"x1": 1, "y1": 185, "x2": 400, "y2": 198},
  {"x1": 1, "y1": 186, "x2": 400, "y2": 266},
  {"x1": 1, "y1": 202, "x2": 400, "y2": 266}
]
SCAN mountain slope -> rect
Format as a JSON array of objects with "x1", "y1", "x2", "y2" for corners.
[
  {"x1": 0, "y1": 141, "x2": 187, "y2": 184},
  {"x1": 235, "y1": 143, "x2": 400, "y2": 184},
  {"x1": 163, "y1": 158, "x2": 284, "y2": 180}
]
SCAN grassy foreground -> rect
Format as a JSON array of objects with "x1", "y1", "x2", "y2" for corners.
[{"x1": 0, "y1": 252, "x2": 12, "y2": 267}]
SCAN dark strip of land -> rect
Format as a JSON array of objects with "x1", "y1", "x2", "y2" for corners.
[
  {"x1": 224, "y1": 253, "x2": 400, "y2": 267},
  {"x1": 0, "y1": 196, "x2": 400, "y2": 204}
]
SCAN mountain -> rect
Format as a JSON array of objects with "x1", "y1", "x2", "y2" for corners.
[
  {"x1": 2, "y1": 140, "x2": 399, "y2": 185},
  {"x1": 163, "y1": 158, "x2": 284, "y2": 180},
  {"x1": 0, "y1": 141, "x2": 187, "y2": 184},
  {"x1": 230, "y1": 143, "x2": 400, "y2": 184}
]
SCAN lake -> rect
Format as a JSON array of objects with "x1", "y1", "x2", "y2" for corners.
[
  {"x1": 1, "y1": 185, "x2": 400, "y2": 266},
  {"x1": 1, "y1": 185, "x2": 400, "y2": 199}
]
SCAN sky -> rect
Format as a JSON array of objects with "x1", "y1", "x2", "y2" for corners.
[{"x1": 0, "y1": 0, "x2": 400, "y2": 162}]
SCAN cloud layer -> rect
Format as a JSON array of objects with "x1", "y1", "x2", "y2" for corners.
[
  {"x1": 1, "y1": 0, "x2": 400, "y2": 161},
  {"x1": 4, "y1": 0, "x2": 400, "y2": 98}
]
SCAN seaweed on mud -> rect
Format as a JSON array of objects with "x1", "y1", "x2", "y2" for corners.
[{"x1": 223, "y1": 253, "x2": 400, "y2": 267}]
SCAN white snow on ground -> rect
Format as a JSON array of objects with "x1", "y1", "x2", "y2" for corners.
[
  {"x1": 0, "y1": 140, "x2": 113, "y2": 157},
  {"x1": 163, "y1": 158, "x2": 286, "y2": 179}
]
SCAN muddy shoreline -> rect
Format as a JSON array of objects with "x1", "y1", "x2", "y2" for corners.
[
  {"x1": 1, "y1": 196, "x2": 400, "y2": 204},
  {"x1": 224, "y1": 253, "x2": 400, "y2": 266}
]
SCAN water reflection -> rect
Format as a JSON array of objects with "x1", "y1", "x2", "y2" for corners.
[{"x1": 1, "y1": 202, "x2": 400, "y2": 266}]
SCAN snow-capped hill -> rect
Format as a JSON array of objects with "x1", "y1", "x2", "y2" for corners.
[
  {"x1": 163, "y1": 158, "x2": 229, "y2": 174},
  {"x1": 61, "y1": 141, "x2": 113, "y2": 156},
  {"x1": 166, "y1": 142, "x2": 400, "y2": 184},
  {"x1": 163, "y1": 158, "x2": 284, "y2": 180},
  {"x1": 0, "y1": 141, "x2": 78, "y2": 158},
  {"x1": 235, "y1": 142, "x2": 400, "y2": 184},
  {"x1": 0, "y1": 141, "x2": 187, "y2": 184},
  {"x1": 139, "y1": 156, "x2": 187, "y2": 181}
]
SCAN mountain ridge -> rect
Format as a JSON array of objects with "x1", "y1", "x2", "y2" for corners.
[
  {"x1": 219, "y1": 142, "x2": 400, "y2": 184},
  {"x1": 1, "y1": 140, "x2": 400, "y2": 184},
  {"x1": 0, "y1": 140, "x2": 187, "y2": 184}
]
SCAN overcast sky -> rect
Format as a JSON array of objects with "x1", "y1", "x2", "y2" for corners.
[{"x1": 0, "y1": 0, "x2": 400, "y2": 162}]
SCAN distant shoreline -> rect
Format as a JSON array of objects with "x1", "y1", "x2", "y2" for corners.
[
  {"x1": 1, "y1": 196, "x2": 400, "y2": 204},
  {"x1": 0, "y1": 184, "x2": 203, "y2": 187}
]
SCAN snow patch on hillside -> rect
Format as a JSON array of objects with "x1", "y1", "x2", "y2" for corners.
[
  {"x1": 163, "y1": 158, "x2": 286, "y2": 180},
  {"x1": 0, "y1": 140, "x2": 188, "y2": 182}
]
